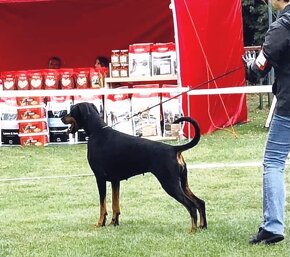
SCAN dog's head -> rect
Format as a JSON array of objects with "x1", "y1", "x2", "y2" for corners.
[{"x1": 61, "y1": 102, "x2": 100, "y2": 134}]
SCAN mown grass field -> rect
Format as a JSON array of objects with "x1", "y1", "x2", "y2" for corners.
[{"x1": 0, "y1": 94, "x2": 289, "y2": 257}]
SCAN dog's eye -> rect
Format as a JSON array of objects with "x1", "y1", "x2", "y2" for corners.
[{"x1": 59, "y1": 110, "x2": 68, "y2": 118}]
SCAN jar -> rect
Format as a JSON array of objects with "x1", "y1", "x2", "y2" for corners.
[
  {"x1": 111, "y1": 63, "x2": 121, "y2": 78},
  {"x1": 120, "y1": 49, "x2": 129, "y2": 64},
  {"x1": 111, "y1": 50, "x2": 120, "y2": 64},
  {"x1": 120, "y1": 64, "x2": 129, "y2": 77}
]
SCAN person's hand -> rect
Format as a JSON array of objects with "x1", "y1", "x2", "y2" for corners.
[{"x1": 242, "y1": 51, "x2": 256, "y2": 69}]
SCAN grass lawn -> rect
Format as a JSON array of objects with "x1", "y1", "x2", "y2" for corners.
[{"x1": 0, "y1": 94, "x2": 289, "y2": 257}]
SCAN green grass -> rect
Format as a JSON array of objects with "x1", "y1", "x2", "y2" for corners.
[{"x1": 0, "y1": 94, "x2": 289, "y2": 257}]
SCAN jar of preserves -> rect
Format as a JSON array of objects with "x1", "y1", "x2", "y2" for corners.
[
  {"x1": 111, "y1": 50, "x2": 120, "y2": 64},
  {"x1": 120, "y1": 64, "x2": 129, "y2": 77},
  {"x1": 120, "y1": 49, "x2": 129, "y2": 64},
  {"x1": 111, "y1": 63, "x2": 121, "y2": 78}
]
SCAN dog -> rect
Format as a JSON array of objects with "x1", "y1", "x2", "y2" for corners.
[{"x1": 61, "y1": 102, "x2": 207, "y2": 231}]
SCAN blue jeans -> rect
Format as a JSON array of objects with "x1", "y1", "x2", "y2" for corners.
[{"x1": 262, "y1": 113, "x2": 290, "y2": 235}]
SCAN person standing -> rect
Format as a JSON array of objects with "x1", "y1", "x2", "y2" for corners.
[
  {"x1": 243, "y1": 0, "x2": 290, "y2": 245},
  {"x1": 48, "y1": 56, "x2": 62, "y2": 69},
  {"x1": 94, "y1": 56, "x2": 109, "y2": 69}
]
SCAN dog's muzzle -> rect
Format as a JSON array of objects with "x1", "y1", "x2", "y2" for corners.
[{"x1": 61, "y1": 115, "x2": 79, "y2": 134}]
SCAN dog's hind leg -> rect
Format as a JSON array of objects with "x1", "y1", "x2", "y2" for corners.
[
  {"x1": 155, "y1": 174, "x2": 199, "y2": 232},
  {"x1": 96, "y1": 177, "x2": 107, "y2": 227},
  {"x1": 180, "y1": 166, "x2": 207, "y2": 229},
  {"x1": 110, "y1": 180, "x2": 121, "y2": 226}
]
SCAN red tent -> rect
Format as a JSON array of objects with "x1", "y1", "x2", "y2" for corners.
[
  {"x1": 173, "y1": 0, "x2": 247, "y2": 136},
  {"x1": 0, "y1": 0, "x2": 247, "y2": 135}
]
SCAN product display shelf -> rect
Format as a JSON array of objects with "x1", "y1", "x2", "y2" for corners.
[
  {"x1": 0, "y1": 76, "x2": 186, "y2": 146},
  {"x1": 105, "y1": 74, "x2": 178, "y2": 88}
]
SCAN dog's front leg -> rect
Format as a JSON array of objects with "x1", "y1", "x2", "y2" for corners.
[
  {"x1": 110, "y1": 180, "x2": 121, "y2": 226},
  {"x1": 96, "y1": 178, "x2": 107, "y2": 227}
]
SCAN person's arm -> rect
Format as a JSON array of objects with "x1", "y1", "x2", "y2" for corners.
[
  {"x1": 243, "y1": 50, "x2": 272, "y2": 84},
  {"x1": 243, "y1": 21, "x2": 288, "y2": 84}
]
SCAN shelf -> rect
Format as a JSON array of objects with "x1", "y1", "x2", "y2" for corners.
[
  {"x1": 105, "y1": 74, "x2": 178, "y2": 83},
  {"x1": 0, "y1": 86, "x2": 187, "y2": 98},
  {"x1": 17, "y1": 118, "x2": 47, "y2": 123},
  {"x1": 0, "y1": 89, "x2": 107, "y2": 98}
]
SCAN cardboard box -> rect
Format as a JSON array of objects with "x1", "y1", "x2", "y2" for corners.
[
  {"x1": 47, "y1": 96, "x2": 72, "y2": 143},
  {"x1": 129, "y1": 43, "x2": 152, "y2": 77},
  {"x1": 17, "y1": 107, "x2": 46, "y2": 120},
  {"x1": 0, "y1": 97, "x2": 19, "y2": 145},
  {"x1": 19, "y1": 133, "x2": 48, "y2": 146},
  {"x1": 18, "y1": 121, "x2": 47, "y2": 134},
  {"x1": 106, "y1": 88, "x2": 133, "y2": 135},
  {"x1": 131, "y1": 85, "x2": 161, "y2": 137},
  {"x1": 16, "y1": 96, "x2": 44, "y2": 106},
  {"x1": 161, "y1": 85, "x2": 183, "y2": 137},
  {"x1": 152, "y1": 43, "x2": 176, "y2": 76}
]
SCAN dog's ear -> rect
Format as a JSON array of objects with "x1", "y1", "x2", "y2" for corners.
[{"x1": 90, "y1": 103, "x2": 99, "y2": 114}]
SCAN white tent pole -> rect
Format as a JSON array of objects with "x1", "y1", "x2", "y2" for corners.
[
  {"x1": 170, "y1": 0, "x2": 190, "y2": 139},
  {"x1": 170, "y1": 0, "x2": 181, "y2": 86}
]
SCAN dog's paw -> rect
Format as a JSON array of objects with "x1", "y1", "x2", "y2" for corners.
[
  {"x1": 95, "y1": 223, "x2": 105, "y2": 228},
  {"x1": 95, "y1": 216, "x2": 107, "y2": 227},
  {"x1": 189, "y1": 227, "x2": 197, "y2": 234},
  {"x1": 109, "y1": 218, "x2": 120, "y2": 226}
]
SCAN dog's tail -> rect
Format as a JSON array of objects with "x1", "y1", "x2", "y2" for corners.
[{"x1": 173, "y1": 117, "x2": 200, "y2": 152}]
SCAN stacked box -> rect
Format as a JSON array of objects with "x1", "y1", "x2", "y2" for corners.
[
  {"x1": 16, "y1": 96, "x2": 48, "y2": 146},
  {"x1": 152, "y1": 43, "x2": 176, "y2": 76},
  {"x1": 47, "y1": 96, "x2": 72, "y2": 143},
  {"x1": 0, "y1": 98, "x2": 20, "y2": 145},
  {"x1": 106, "y1": 88, "x2": 133, "y2": 135},
  {"x1": 131, "y1": 84, "x2": 161, "y2": 137},
  {"x1": 161, "y1": 85, "x2": 183, "y2": 137},
  {"x1": 129, "y1": 43, "x2": 153, "y2": 77},
  {"x1": 19, "y1": 121, "x2": 47, "y2": 134},
  {"x1": 17, "y1": 107, "x2": 46, "y2": 120},
  {"x1": 19, "y1": 134, "x2": 48, "y2": 146},
  {"x1": 16, "y1": 96, "x2": 44, "y2": 106},
  {"x1": 110, "y1": 49, "x2": 129, "y2": 78}
]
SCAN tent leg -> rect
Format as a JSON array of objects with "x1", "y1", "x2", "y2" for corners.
[{"x1": 265, "y1": 96, "x2": 277, "y2": 128}]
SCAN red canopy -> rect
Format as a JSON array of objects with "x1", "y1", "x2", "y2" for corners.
[
  {"x1": 173, "y1": 0, "x2": 247, "y2": 135},
  {"x1": 0, "y1": 0, "x2": 174, "y2": 70},
  {"x1": 0, "y1": 0, "x2": 247, "y2": 135}
]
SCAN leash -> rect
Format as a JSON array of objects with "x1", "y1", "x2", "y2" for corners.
[{"x1": 111, "y1": 65, "x2": 244, "y2": 128}]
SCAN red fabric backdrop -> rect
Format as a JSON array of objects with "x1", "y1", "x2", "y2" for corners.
[
  {"x1": 0, "y1": 0, "x2": 247, "y2": 135},
  {"x1": 0, "y1": 0, "x2": 174, "y2": 71},
  {"x1": 173, "y1": 0, "x2": 247, "y2": 136}
]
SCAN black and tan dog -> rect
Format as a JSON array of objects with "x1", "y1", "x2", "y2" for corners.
[{"x1": 61, "y1": 102, "x2": 206, "y2": 231}]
